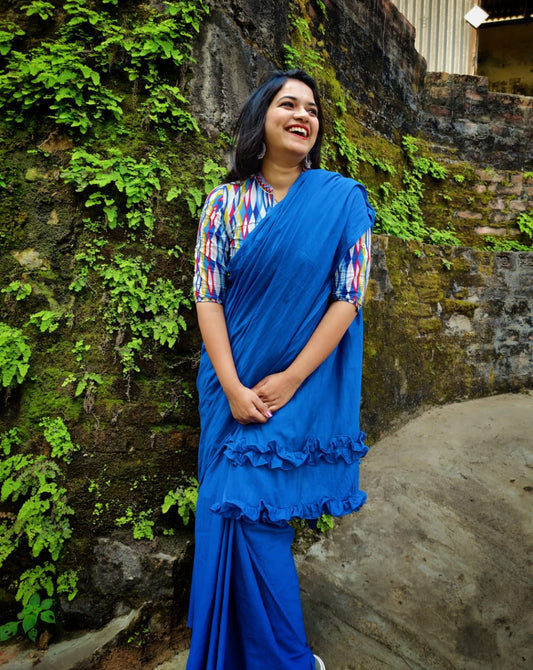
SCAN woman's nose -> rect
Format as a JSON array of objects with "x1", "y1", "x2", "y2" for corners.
[{"x1": 293, "y1": 106, "x2": 309, "y2": 120}]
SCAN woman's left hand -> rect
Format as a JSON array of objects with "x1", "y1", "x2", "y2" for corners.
[{"x1": 252, "y1": 371, "x2": 301, "y2": 413}]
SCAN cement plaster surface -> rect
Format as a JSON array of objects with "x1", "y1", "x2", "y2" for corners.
[{"x1": 298, "y1": 392, "x2": 533, "y2": 670}]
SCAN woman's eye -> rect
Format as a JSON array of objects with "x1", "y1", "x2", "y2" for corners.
[{"x1": 308, "y1": 108, "x2": 318, "y2": 116}]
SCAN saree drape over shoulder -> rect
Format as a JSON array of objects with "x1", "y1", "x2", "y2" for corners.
[{"x1": 196, "y1": 169, "x2": 375, "y2": 522}]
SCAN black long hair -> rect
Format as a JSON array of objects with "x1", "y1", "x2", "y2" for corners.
[{"x1": 226, "y1": 69, "x2": 324, "y2": 182}]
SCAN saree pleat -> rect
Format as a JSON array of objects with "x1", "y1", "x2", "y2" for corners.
[
  {"x1": 188, "y1": 169, "x2": 375, "y2": 669},
  {"x1": 187, "y1": 484, "x2": 315, "y2": 670}
]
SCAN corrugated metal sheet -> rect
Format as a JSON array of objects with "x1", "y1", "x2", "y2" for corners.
[{"x1": 392, "y1": 0, "x2": 477, "y2": 74}]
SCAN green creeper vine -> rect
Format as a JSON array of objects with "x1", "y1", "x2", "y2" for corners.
[
  {"x1": 0, "y1": 323, "x2": 31, "y2": 388},
  {"x1": 162, "y1": 476, "x2": 199, "y2": 527},
  {"x1": 517, "y1": 211, "x2": 533, "y2": 239},
  {"x1": 374, "y1": 135, "x2": 461, "y2": 245},
  {"x1": 0, "y1": 421, "x2": 79, "y2": 642},
  {"x1": 1, "y1": 0, "x2": 212, "y2": 382},
  {"x1": 0, "y1": 0, "x2": 213, "y2": 637}
]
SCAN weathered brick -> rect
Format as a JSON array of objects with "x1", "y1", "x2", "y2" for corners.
[
  {"x1": 488, "y1": 198, "x2": 505, "y2": 210},
  {"x1": 474, "y1": 226, "x2": 506, "y2": 236},
  {"x1": 422, "y1": 75, "x2": 531, "y2": 172},
  {"x1": 442, "y1": 298, "x2": 477, "y2": 316},
  {"x1": 453, "y1": 287, "x2": 472, "y2": 299},
  {"x1": 509, "y1": 200, "x2": 527, "y2": 212},
  {"x1": 492, "y1": 212, "x2": 515, "y2": 223},
  {"x1": 418, "y1": 286, "x2": 445, "y2": 303},
  {"x1": 503, "y1": 113, "x2": 524, "y2": 123},
  {"x1": 455, "y1": 119, "x2": 482, "y2": 137},
  {"x1": 451, "y1": 257, "x2": 473, "y2": 272},
  {"x1": 405, "y1": 302, "x2": 433, "y2": 318},
  {"x1": 417, "y1": 317, "x2": 443, "y2": 333},
  {"x1": 489, "y1": 124, "x2": 505, "y2": 137},
  {"x1": 496, "y1": 184, "x2": 523, "y2": 196},
  {"x1": 465, "y1": 90, "x2": 483, "y2": 102},
  {"x1": 457, "y1": 210, "x2": 483, "y2": 219},
  {"x1": 475, "y1": 169, "x2": 504, "y2": 182},
  {"x1": 445, "y1": 314, "x2": 474, "y2": 334},
  {"x1": 428, "y1": 104, "x2": 450, "y2": 117}
]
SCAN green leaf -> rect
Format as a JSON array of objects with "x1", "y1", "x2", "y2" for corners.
[
  {"x1": 0, "y1": 621, "x2": 19, "y2": 641},
  {"x1": 22, "y1": 614, "x2": 37, "y2": 633},
  {"x1": 75, "y1": 380, "x2": 87, "y2": 397},
  {"x1": 40, "y1": 610, "x2": 55, "y2": 624},
  {"x1": 166, "y1": 186, "x2": 181, "y2": 201}
]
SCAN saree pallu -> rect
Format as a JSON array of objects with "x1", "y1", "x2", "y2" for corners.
[{"x1": 187, "y1": 169, "x2": 375, "y2": 670}]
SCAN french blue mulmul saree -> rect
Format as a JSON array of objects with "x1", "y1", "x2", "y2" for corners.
[{"x1": 187, "y1": 169, "x2": 375, "y2": 670}]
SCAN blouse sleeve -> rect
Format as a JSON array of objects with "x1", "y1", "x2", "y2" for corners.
[
  {"x1": 331, "y1": 227, "x2": 372, "y2": 311},
  {"x1": 194, "y1": 185, "x2": 231, "y2": 304}
]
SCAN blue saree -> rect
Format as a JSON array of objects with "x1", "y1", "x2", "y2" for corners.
[{"x1": 187, "y1": 169, "x2": 375, "y2": 670}]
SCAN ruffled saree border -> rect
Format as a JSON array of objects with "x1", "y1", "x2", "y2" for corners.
[
  {"x1": 210, "y1": 490, "x2": 367, "y2": 524},
  {"x1": 222, "y1": 431, "x2": 369, "y2": 470}
]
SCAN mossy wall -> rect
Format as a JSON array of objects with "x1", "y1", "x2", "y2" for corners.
[
  {"x1": 0, "y1": 0, "x2": 531, "y2": 645},
  {"x1": 363, "y1": 235, "x2": 532, "y2": 438}
]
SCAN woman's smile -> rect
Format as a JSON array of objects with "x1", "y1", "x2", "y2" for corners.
[{"x1": 285, "y1": 124, "x2": 310, "y2": 138}]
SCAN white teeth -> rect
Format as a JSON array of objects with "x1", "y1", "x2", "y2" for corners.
[{"x1": 288, "y1": 127, "x2": 308, "y2": 137}]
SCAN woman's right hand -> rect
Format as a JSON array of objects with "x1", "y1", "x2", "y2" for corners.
[
  {"x1": 225, "y1": 383, "x2": 273, "y2": 425},
  {"x1": 196, "y1": 303, "x2": 272, "y2": 425}
]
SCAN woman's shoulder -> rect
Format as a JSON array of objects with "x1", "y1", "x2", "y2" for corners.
[
  {"x1": 304, "y1": 170, "x2": 374, "y2": 222},
  {"x1": 303, "y1": 168, "x2": 368, "y2": 194}
]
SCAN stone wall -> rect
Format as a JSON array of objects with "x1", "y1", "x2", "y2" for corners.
[
  {"x1": 363, "y1": 236, "x2": 533, "y2": 436},
  {"x1": 414, "y1": 159, "x2": 533, "y2": 248},
  {"x1": 189, "y1": 0, "x2": 426, "y2": 140},
  {"x1": 420, "y1": 72, "x2": 533, "y2": 171},
  {"x1": 318, "y1": 0, "x2": 425, "y2": 138},
  {"x1": 457, "y1": 169, "x2": 533, "y2": 242},
  {"x1": 188, "y1": 0, "x2": 291, "y2": 136}
]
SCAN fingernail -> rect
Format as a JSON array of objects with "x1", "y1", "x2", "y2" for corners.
[{"x1": 266, "y1": 411, "x2": 273, "y2": 418}]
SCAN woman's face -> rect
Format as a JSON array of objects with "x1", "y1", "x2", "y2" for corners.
[{"x1": 262, "y1": 79, "x2": 320, "y2": 165}]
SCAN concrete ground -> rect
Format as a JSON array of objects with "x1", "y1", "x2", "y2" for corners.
[{"x1": 299, "y1": 392, "x2": 533, "y2": 670}]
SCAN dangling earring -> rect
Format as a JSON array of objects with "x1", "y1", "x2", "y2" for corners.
[
  {"x1": 304, "y1": 154, "x2": 311, "y2": 169},
  {"x1": 257, "y1": 142, "x2": 266, "y2": 160}
]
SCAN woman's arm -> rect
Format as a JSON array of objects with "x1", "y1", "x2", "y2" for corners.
[
  {"x1": 196, "y1": 302, "x2": 272, "y2": 424},
  {"x1": 252, "y1": 300, "x2": 357, "y2": 412}
]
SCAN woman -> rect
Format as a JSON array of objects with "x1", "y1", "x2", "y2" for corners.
[{"x1": 188, "y1": 69, "x2": 375, "y2": 670}]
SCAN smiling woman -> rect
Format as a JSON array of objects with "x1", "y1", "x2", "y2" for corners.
[{"x1": 188, "y1": 69, "x2": 375, "y2": 670}]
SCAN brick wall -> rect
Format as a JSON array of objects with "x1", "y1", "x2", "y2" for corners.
[{"x1": 421, "y1": 72, "x2": 533, "y2": 171}]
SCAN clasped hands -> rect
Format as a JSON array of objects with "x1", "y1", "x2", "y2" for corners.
[{"x1": 225, "y1": 371, "x2": 301, "y2": 425}]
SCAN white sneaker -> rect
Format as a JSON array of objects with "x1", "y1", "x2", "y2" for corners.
[{"x1": 313, "y1": 654, "x2": 326, "y2": 670}]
